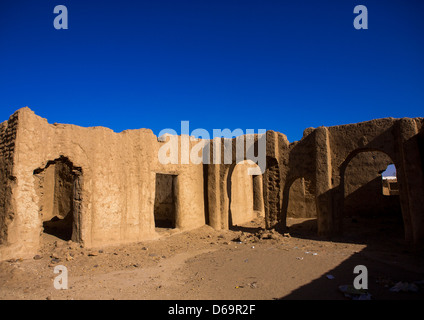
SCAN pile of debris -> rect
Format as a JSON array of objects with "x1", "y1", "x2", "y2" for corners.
[{"x1": 232, "y1": 229, "x2": 290, "y2": 244}]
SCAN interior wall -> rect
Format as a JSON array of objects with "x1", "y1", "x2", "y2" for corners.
[
  {"x1": 252, "y1": 174, "x2": 265, "y2": 216},
  {"x1": 287, "y1": 178, "x2": 317, "y2": 218},
  {"x1": 230, "y1": 161, "x2": 258, "y2": 226}
]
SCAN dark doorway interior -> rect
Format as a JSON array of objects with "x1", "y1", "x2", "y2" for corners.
[
  {"x1": 154, "y1": 173, "x2": 177, "y2": 229},
  {"x1": 34, "y1": 157, "x2": 81, "y2": 241},
  {"x1": 342, "y1": 151, "x2": 403, "y2": 244}
]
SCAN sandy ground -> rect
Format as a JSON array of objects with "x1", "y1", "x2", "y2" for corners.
[{"x1": 0, "y1": 217, "x2": 423, "y2": 300}]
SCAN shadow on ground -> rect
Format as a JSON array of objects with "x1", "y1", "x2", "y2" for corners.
[{"x1": 279, "y1": 217, "x2": 424, "y2": 300}]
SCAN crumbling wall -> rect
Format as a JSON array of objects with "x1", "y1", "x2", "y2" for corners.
[
  {"x1": 274, "y1": 117, "x2": 424, "y2": 246},
  {"x1": 318, "y1": 118, "x2": 424, "y2": 245},
  {"x1": 0, "y1": 112, "x2": 18, "y2": 249},
  {"x1": 263, "y1": 156, "x2": 281, "y2": 228},
  {"x1": 0, "y1": 107, "x2": 206, "y2": 260},
  {"x1": 1, "y1": 108, "x2": 424, "y2": 261}
]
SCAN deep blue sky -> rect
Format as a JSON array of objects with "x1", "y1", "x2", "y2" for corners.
[{"x1": 1, "y1": 0, "x2": 423, "y2": 142}]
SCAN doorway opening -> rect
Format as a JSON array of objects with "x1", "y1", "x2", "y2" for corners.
[
  {"x1": 285, "y1": 177, "x2": 317, "y2": 236},
  {"x1": 342, "y1": 151, "x2": 403, "y2": 244},
  {"x1": 34, "y1": 157, "x2": 82, "y2": 242},
  {"x1": 154, "y1": 173, "x2": 178, "y2": 229},
  {"x1": 381, "y1": 164, "x2": 399, "y2": 196},
  {"x1": 228, "y1": 160, "x2": 264, "y2": 232}
]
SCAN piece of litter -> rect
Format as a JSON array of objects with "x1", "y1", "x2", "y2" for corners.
[
  {"x1": 249, "y1": 282, "x2": 258, "y2": 289},
  {"x1": 339, "y1": 285, "x2": 371, "y2": 300},
  {"x1": 354, "y1": 293, "x2": 372, "y2": 300},
  {"x1": 326, "y1": 274, "x2": 335, "y2": 280},
  {"x1": 389, "y1": 281, "x2": 419, "y2": 293},
  {"x1": 296, "y1": 257, "x2": 304, "y2": 260},
  {"x1": 305, "y1": 251, "x2": 318, "y2": 256}
]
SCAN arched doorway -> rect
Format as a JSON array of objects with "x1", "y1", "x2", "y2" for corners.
[
  {"x1": 34, "y1": 156, "x2": 82, "y2": 242},
  {"x1": 341, "y1": 150, "x2": 403, "y2": 243},
  {"x1": 284, "y1": 177, "x2": 317, "y2": 236},
  {"x1": 227, "y1": 160, "x2": 264, "y2": 229}
]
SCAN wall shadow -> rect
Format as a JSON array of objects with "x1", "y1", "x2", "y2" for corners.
[
  {"x1": 229, "y1": 224, "x2": 263, "y2": 234},
  {"x1": 280, "y1": 248, "x2": 424, "y2": 300},
  {"x1": 344, "y1": 177, "x2": 401, "y2": 219},
  {"x1": 278, "y1": 218, "x2": 424, "y2": 300}
]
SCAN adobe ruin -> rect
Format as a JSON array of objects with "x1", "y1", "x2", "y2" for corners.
[{"x1": 1, "y1": 108, "x2": 423, "y2": 261}]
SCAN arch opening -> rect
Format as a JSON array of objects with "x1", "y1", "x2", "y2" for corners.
[
  {"x1": 341, "y1": 150, "x2": 403, "y2": 243},
  {"x1": 284, "y1": 177, "x2": 317, "y2": 236},
  {"x1": 227, "y1": 160, "x2": 264, "y2": 231}
]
